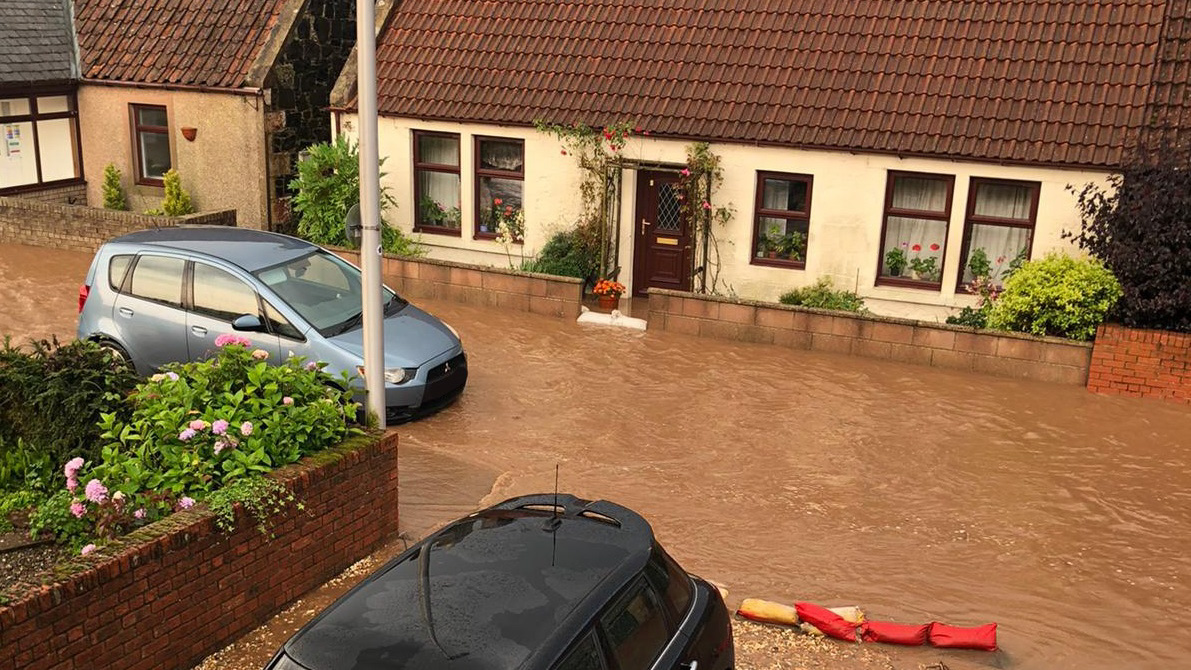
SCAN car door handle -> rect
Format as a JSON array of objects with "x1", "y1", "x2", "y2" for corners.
[
  {"x1": 118, "y1": 307, "x2": 134, "y2": 317},
  {"x1": 191, "y1": 325, "x2": 208, "y2": 337}
]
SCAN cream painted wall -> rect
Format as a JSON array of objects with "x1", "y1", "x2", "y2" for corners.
[
  {"x1": 78, "y1": 85, "x2": 269, "y2": 229},
  {"x1": 339, "y1": 113, "x2": 1112, "y2": 320}
]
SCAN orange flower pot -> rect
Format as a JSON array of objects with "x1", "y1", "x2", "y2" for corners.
[{"x1": 597, "y1": 295, "x2": 620, "y2": 311}]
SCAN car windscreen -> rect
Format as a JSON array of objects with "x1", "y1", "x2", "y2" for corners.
[{"x1": 253, "y1": 251, "x2": 401, "y2": 336}]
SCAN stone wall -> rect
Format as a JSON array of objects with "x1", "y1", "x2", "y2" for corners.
[
  {"x1": 0, "y1": 432, "x2": 398, "y2": 670},
  {"x1": 649, "y1": 289, "x2": 1092, "y2": 385},
  {"x1": 0, "y1": 196, "x2": 235, "y2": 253},
  {"x1": 1087, "y1": 324, "x2": 1191, "y2": 404},
  {"x1": 332, "y1": 248, "x2": 584, "y2": 319},
  {"x1": 265, "y1": 0, "x2": 357, "y2": 231}
]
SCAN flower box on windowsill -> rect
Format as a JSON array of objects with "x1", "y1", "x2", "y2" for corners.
[
  {"x1": 752, "y1": 255, "x2": 806, "y2": 270},
  {"x1": 414, "y1": 224, "x2": 462, "y2": 237},
  {"x1": 875, "y1": 275, "x2": 943, "y2": 291}
]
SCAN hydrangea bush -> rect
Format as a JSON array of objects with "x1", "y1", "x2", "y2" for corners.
[{"x1": 32, "y1": 339, "x2": 360, "y2": 551}]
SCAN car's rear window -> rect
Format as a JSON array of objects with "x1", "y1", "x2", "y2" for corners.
[
  {"x1": 644, "y1": 544, "x2": 693, "y2": 624},
  {"x1": 108, "y1": 254, "x2": 133, "y2": 291}
]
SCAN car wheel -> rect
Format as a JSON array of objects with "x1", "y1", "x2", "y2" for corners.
[{"x1": 96, "y1": 340, "x2": 133, "y2": 371}]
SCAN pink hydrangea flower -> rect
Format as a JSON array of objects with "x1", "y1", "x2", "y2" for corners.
[
  {"x1": 70, "y1": 501, "x2": 86, "y2": 518},
  {"x1": 178, "y1": 497, "x2": 195, "y2": 510},
  {"x1": 188, "y1": 419, "x2": 208, "y2": 431},
  {"x1": 212, "y1": 419, "x2": 229, "y2": 435},
  {"x1": 166, "y1": 371, "x2": 179, "y2": 381},
  {"x1": 84, "y1": 479, "x2": 107, "y2": 504},
  {"x1": 81, "y1": 544, "x2": 96, "y2": 556},
  {"x1": 134, "y1": 508, "x2": 146, "y2": 520},
  {"x1": 305, "y1": 361, "x2": 319, "y2": 371},
  {"x1": 213, "y1": 440, "x2": 228, "y2": 455},
  {"x1": 251, "y1": 349, "x2": 269, "y2": 360},
  {"x1": 240, "y1": 421, "x2": 253, "y2": 436},
  {"x1": 66, "y1": 476, "x2": 78, "y2": 492},
  {"x1": 178, "y1": 428, "x2": 196, "y2": 441},
  {"x1": 64, "y1": 457, "x2": 84, "y2": 477},
  {"x1": 215, "y1": 334, "x2": 252, "y2": 347},
  {"x1": 282, "y1": 396, "x2": 293, "y2": 406}
]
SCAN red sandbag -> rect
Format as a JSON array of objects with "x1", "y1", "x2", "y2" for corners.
[
  {"x1": 860, "y1": 620, "x2": 930, "y2": 646},
  {"x1": 795, "y1": 602, "x2": 857, "y2": 642},
  {"x1": 928, "y1": 622, "x2": 998, "y2": 651}
]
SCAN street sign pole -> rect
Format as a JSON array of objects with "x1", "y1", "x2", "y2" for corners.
[{"x1": 357, "y1": 0, "x2": 386, "y2": 429}]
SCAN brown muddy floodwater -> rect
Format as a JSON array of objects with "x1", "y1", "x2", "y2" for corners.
[
  {"x1": 1, "y1": 242, "x2": 1189, "y2": 669},
  {"x1": 0, "y1": 243, "x2": 92, "y2": 344}
]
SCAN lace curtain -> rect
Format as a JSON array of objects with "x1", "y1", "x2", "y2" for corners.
[
  {"x1": 416, "y1": 135, "x2": 460, "y2": 228},
  {"x1": 881, "y1": 177, "x2": 948, "y2": 278},
  {"x1": 962, "y1": 183, "x2": 1033, "y2": 284}
]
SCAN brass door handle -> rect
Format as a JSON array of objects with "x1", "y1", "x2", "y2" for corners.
[{"x1": 641, "y1": 219, "x2": 652, "y2": 235}]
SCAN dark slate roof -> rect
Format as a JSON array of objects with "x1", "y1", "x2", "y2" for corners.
[
  {"x1": 73, "y1": 0, "x2": 292, "y2": 88},
  {"x1": 0, "y1": 0, "x2": 77, "y2": 85},
  {"x1": 361, "y1": 0, "x2": 1185, "y2": 169}
]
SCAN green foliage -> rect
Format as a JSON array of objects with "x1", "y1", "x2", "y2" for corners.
[
  {"x1": 29, "y1": 490, "x2": 89, "y2": 550},
  {"x1": 145, "y1": 169, "x2": 195, "y2": 216},
  {"x1": 967, "y1": 248, "x2": 992, "y2": 279},
  {"x1": 779, "y1": 277, "x2": 866, "y2": 312},
  {"x1": 884, "y1": 247, "x2": 907, "y2": 276},
  {"x1": 0, "y1": 338, "x2": 137, "y2": 493},
  {"x1": 289, "y1": 136, "x2": 422, "y2": 256},
  {"x1": 908, "y1": 255, "x2": 940, "y2": 281},
  {"x1": 33, "y1": 343, "x2": 362, "y2": 548},
  {"x1": 946, "y1": 305, "x2": 990, "y2": 328},
  {"x1": 101, "y1": 163, "x2": 127, "y2": 211},
  {"x1": 206, "y1": 476, "x2": 300, "y2": 536},
  {"x1": 0, "y1": 487, "x2": 45, "y2": 534},
  {"x1": 522, "y1": 228, "x2": 601, "y2": 282},
  {"x1": 986, "y1": 252, "x2": 1122, "y2": 340}
]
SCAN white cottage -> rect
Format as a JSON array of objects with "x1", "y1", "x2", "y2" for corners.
[{"x1": 330, "y1": 0, "x2": 1189, "y2": 320}]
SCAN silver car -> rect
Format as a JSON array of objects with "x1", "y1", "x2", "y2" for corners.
[{"x1": 77, "y1": 227, "x2": 466, "y2": 423}]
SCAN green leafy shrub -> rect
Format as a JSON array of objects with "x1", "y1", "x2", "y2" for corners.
[
  {"x1": 522, "y1": 228, "x2": 601, "y2": 282},
  {"x1": 39, "y1": 340, "x2": 360, "y2": 548},
  {"x1": 145, "y1": 169, "x2": 195, "y2": 216},
  {"x1": 290, "y1": 136, "x2": 422, "y2": 256},
  {"x1": 986, "y1": 252, "x2": 1122, "y2": 340},
  {"x1": 779, "y1": 277, "x2": 866, "y2": 312},
  {"x1": 101, "y1": 163, "x2": 127, "y2": 211},
  {"x1": 0, "y1": 338, "x2": 137, "y2": 493}
]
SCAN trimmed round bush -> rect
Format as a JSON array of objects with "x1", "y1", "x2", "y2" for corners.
[{"x1": 986, "y1": 252, "x2": 1121, "y2": 341}]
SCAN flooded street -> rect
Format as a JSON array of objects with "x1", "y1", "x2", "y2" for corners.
[{"x1": 2, "y1": 242, "x2": 1189, "y2": 669}]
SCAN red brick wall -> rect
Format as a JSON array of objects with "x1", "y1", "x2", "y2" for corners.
[
  {"x1": 1088, "y1": 324, "x2": 1191, "y2": 404},
  {"x1": 0, "y1": 431, "x2": 398, "y2": 670}
]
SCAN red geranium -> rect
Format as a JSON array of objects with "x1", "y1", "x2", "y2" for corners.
[
  {"x1": 930, "y1": 243, "x2": 940, "y2": 251},
  {"x1": 911, "y1": 244, "x2": 922, "y2": 252}
]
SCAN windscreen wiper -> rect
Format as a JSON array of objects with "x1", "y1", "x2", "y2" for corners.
[{"x1": 331, "y1": 310, "x2": 363, "y2": 336}]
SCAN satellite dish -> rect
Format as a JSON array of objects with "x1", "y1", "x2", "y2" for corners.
[{"x1": 345, "y1": 203, "x2": 362, "y2": 246}]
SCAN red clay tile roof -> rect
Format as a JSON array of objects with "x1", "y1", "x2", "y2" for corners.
[
  {"x1": 73, "y1": 0, "x2": 290, "y2": 89},
  {"x1": 364, "y1": 0, "x2": 1182, "y2": 169}
]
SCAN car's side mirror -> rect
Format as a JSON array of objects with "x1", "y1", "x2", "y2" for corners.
[{"x1": 232, "y1": 314, "x2": 266, "y2": 332}]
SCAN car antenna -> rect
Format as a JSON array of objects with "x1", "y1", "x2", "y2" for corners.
[
  {"x1": 554, "y1": 463, "x2": 560, "y2": 519},
  {"x1": 544, "y1": 463, "x2": 562, "y2": 532}
]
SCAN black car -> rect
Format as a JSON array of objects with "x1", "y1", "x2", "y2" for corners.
[{"x1": 265, "y1": 494, "x2": 734, "y2": 670}]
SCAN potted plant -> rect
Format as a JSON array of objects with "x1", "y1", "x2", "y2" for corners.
[
  {"x1": 885, "y1": 243, "x2": 908, "y2": 277},
  {"x1": 778, "y1": 231, "x2": 806, "y2": 261},
  {"x1": 592, "y1": 278, "x2": 626, "y2": 311},
  {"x1": 760, "y1": 223, "x2": 783, "y2": 258},
  {"x1": 908, "y1": 243, "x2": 942, "y2": 281}
]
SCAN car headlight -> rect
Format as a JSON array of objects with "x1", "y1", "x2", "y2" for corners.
[{"x1": 355, "y1": 366, "x2": 418, "y2": 384}]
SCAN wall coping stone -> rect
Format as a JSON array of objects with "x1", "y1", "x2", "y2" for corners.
[
  {"x1": 327, "y1": 245, "x2": 583, "y2": 285},
  {"x1": 648, "y1": 288, "x2": 1093, "y2": 349}
]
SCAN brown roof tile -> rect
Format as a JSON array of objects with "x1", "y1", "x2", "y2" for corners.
[
  {"x1": 73, "y1": 0, "x2": 290, "y2": 89},
  {"x1": 362, "y1": 0, "x2": 1188, "y2": 168}
]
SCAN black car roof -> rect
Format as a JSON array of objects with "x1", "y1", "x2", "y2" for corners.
[
  {"x1": 284, "y1": 495, "x2": 655, "y2": 670},
  {"x1": 108, "y1": 226, "x2": 320, "y2": 272}
]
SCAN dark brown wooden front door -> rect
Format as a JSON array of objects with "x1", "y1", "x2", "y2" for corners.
[{"x1": 632, "y1": 170, "x2": 691, "y2": 297}]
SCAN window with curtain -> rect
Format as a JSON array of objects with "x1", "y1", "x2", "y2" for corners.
[
  {"x1": 959, "y1": 179, "x2": 1038, "y2": 287},
  {"x1": 413, "y1": 131, "x2": 461, "y2": 235},
  {"x1": 474, "y1": 137, "x2": 524, "y2": 240},
  {"x1": 752, "y1": 172, "x2": 812, "y2": 268},
  {"x1": 0, "y1": 91, "x2": 82, "y2": 192},
  {"x1": 130, "y1": 104, "x2": 170, "y2": 185},
  {"x1": 877, "y1": 172, "x2": 954, "y2": 287}
]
